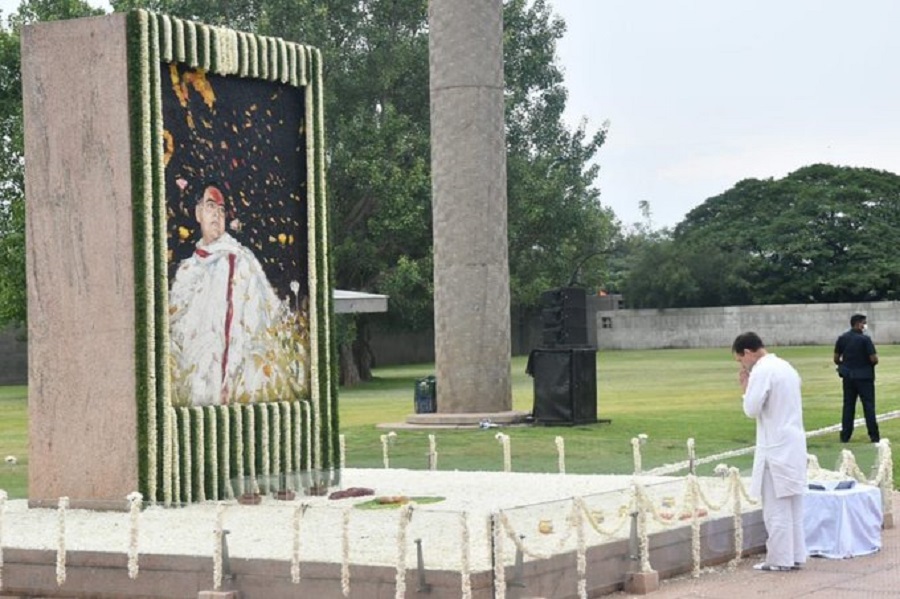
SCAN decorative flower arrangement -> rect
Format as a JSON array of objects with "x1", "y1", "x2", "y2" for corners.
[
  {"x1": 428, "y1": 434, "x2": 438, "y2": 471},
  {"x1": 341, "y1": 507, "x2": 351, "y2": 596},
  {"x1": 574, "y1": 499, "x2": 587, "y2": 599},
  {"x1": 491, "y1": 513, "x2": 506, "y2": 599},
  {"x1": 56, "y1": 496, "x2": 68, "y2": 586},
  {"x1": 126, "y1": 492, "x2": 143, "y2": 579},
  {"x1": 212, "y1": 502, "x2": 225, "y2": 590},
  {"x1": 339, "y1": 433, "x2": 347, "y2": 471},
  {"x1": 127, "y1": 10, "x2": 335, "y2": 504},
  {"x1": 394, "y1": 504, "x2": 413, "y2": 598}
]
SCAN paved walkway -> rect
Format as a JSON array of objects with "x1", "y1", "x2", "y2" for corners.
[{"x1": 612, "y1": 492, "x2": 900, "y2": 599}]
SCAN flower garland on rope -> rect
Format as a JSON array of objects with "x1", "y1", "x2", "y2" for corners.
[
  {"x1": 491, "y1": 513, "x2": 506, "y2": 599},
  {"x1": 339, "y1": 434, "x2": 347, "y2": 471},
  {"x1": 0, "y1": 489, "x2": 6, "y2": 589},
  {"x1": 56, "y1": 496, "x2": 68, "y2": 586},
  {"x1": 575, "y1": 496, "x2": 632, "y2": 538},
  {"x1": 631, "y1": 436, "x2": 643, "y2": 474},
  {"x1": 291, "y1": 503, "x2": 308, "y2": 584},
  {"x1": 728, "y1": 467, "x2": 743, "y2": 568},
  {"x1": 170, "y1": 408, "x2": 180, "y2": 504},
  {"x1": 304, "y1": 401, "x2": 312, "y2": 471},
  {"x1": 293, "y1": 402, "x2": 303, "y2": 475},
  {"x1": 459, "y1": 511, "x2": 472, "y2": 599},
  {"x1": 212, "y1": 502, "x2": 225, "y2": 590},
  {"x1": 126, "y1": 492, "x2": 142, "y2": 579},
  {"x1": 556, "y1": 436, "x2": 566, "y2": 474},
  {"x1": 631, "y1": 484, "x2": 650, "y2": 573},
  {"x1": 341, "y1": 507, "x2": 351, "y2": 597},
  {"x1": 574, "y1": 498, "x2": 587, "y2": 599},
  {"x1": 395, "y1": 503, "x2": 414, "y2": 599},
  {"x1": 495, "y1": 433, "x2": 511, "y2": 472},
  {"x1": 875, "y1": 440, "x2": 894, "y2": 518},
  {"x1": 687, "y1": 475, "x2": 701, "y2": 578},
  {"x1": 282, "y1": 402, "x2": 292, "y2": 479}
]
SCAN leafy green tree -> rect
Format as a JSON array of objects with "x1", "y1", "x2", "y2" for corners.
[
  {"x1": 625, "y1": 164, "x2": 900, "y2": 308},
  {"x1": 0, "y1": 0, "x2": 617, "y2": 381}
]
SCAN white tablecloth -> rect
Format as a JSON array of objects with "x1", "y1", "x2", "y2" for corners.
[{"x1": 804, "y1": 483, "x2": 882, "y2": 559}]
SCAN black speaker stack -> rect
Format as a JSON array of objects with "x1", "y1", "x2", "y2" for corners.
[{"x1": 527, "y1": 286, "x2": 603, "y2": 426}]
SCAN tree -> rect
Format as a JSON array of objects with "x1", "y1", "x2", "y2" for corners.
[
  {"x1": 0, "y1": 0, "x2": 618, "y2": 382},
  {"x1": 624, "y1": 164, "x2": 900, "y2": 308}
]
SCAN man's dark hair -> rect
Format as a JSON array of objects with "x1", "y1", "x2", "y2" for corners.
[
  {"x1": 850, "y1": 314, "x2": 867, "y2": 327},
  {"x1": 732, "y1": 332, "x2": 765, "y2": 355}
]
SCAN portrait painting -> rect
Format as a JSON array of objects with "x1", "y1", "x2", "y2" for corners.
[{"x1": 161, "y1": 62, "x2": 310, "y2": 407}]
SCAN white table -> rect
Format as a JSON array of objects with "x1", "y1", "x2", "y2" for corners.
[{"x1": 804, "y1": 482, "x2": 882, "y2": 559}]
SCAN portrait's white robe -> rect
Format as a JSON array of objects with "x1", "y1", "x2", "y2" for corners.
[
  {"x1": 742, "y1": 353, "x2": 808, "y2": 499},
  {"x1": 169, "y1": 233, "x2": 290, "y2": 406}
]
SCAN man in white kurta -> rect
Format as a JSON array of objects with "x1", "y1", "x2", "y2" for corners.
[
  {"x1": 733, "y1": 331, "x2": 807, "y2": 572},
  {"x1": 169, "y1": 185, "x2": 297, "y2": 406}
]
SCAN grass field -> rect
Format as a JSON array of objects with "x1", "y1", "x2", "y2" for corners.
[{"x1": 1, "y1": 344, "x2": 897, "y2": 499}]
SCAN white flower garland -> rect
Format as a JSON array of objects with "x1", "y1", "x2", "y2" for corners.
[
  {"x1": 182, "y1": 407, "x2": 192, "y2": 503},
  {"x1": 127, "y1": 492, "x2": 142, "y2": 579},
  {"x1": 282, "y1": 402, "x2": 293, "y2": 477},
  {"x1": 304, "y1": 402, "x2": 312, "y2": 471},
  {"x1": 197, "y1": 408, "x2": 206, "y2": 502},
  {"x1": 174, "y1": 18, "x2": 185, "y2": 63},
  {"x1": 395, "y1": 504, "x2": 413, "y2": 598},
  {"x1": 291, "y1": 504, "x2": 308, "y2": 583},
  {"x1": 0, "y1": 490, "x2": 6, "y2": 588},
  {"x1": 575, "y1": 499, "x2": 587, "y2": 599},
  {"x1": 233, "y1": 404, "x2": 244, "y2": 496},
  {"x1": 341, "y1": 507, "x2": 351, "y2": 597},
  {"x1": 556, "y1": 436, "x2": 566, "y2": 474},
  {"x1": 631, "y1": 437, "x2": 642, "y2": 474},
  {"x1": 220, "y1": 405, "x2": 231, "y2": 499},
  {"x1": 459, "y1": 512, "x2": 471, "y2": 599},
  {"x1": 687, "y1": 438, "x2": 696, "y2": 473},
  {"x1": 187, "y1": 21, "x2": 198, "y2": 67},
  {"x1": 247, "y1": 405, "x2": 257, "y2": 492},
  {"x1": 161, "y1": 14, "x2": 172, "y2": 61},
  {"x1": 272, "y1": 402, "x2": 282, "y2": 484},
  {"x1": 213, "y1": 502, "x2": 225, "y2": 590},
  {"x1": 305, "y1": 47, "x2": 322, "y2": 473},
  {"x1": 208, "y1": 406, "x2": 218, "y2": 500},
  {"x1": 170, "y1": 408, "x2": 180, "y2": 505},
  {"x1": 428, "y1": 434, "x2": 437, "y2": 470},
  {"x1": 339, "y1": 433, "x2": 347, "y2": 471},
  {"x1": 688, "y1": 475, "x2": 701, "y2": 578},
  {"x1": 56, "y1": 496, "x2": 68, "y2": 586},
  {"x1": 381, "y1": 431, "x2": 397, "y2": 469},
  {"x1": 631, "y1": 484, "x2": 651, "y2": 572},
  {"x1": 293, "y1": 402, "x2": 303, "y2": 474},
  {"x1": 729, "y1": 467, "x2": 743, "y2": 568},
  {"x1": 260, "y1": 403, "x2": 271, "y2": 492},
  {"x1": 491, "y1": 513, "x2": 506, "y2": 599},
  {"x1": 495, "y1": 433, "x2": 511, "y2": 472}
]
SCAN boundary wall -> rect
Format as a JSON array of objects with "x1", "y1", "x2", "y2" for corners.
[{"x1": 595, "y1": 301, "x2": 900, "y2": 350}]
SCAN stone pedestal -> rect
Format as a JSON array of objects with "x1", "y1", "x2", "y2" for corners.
[
  {"x1": 624, "y1": 570, "x2": 660, "y2": 595},
  {"x1": 22, "y1": 14, "x2": 139, "y2": 507}
]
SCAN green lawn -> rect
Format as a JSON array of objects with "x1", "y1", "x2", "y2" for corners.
[{"x1": 1, "y1": 345, "x2": 897, "y2": 499}]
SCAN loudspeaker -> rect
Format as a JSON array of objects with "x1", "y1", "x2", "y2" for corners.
[
  {"x1": 540, "y1": 287, "x2": 588, "y2": 348},
  {"x1": 528, "y1": 348, "x2": 598, "y2": 425}
]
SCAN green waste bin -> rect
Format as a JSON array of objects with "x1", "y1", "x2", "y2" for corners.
[{"x1": 414, "y1": 375, "x2": 437, "y2": 414}]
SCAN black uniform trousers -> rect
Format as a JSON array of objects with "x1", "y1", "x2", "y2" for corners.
[{"x1": 841, "y1": 377, "x2": 880, "y2": 443}]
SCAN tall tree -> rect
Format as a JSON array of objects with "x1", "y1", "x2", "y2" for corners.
[{"x1": 624, "y1": 164, "x2": 900, "y2": 308}]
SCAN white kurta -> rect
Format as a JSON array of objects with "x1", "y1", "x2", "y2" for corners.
[
  {"x1": 169, "y1": 233, "x2": 305, "y2": 406},
  {"x1": 742, "y1": 353, "x2": 807, "y2": 499}
]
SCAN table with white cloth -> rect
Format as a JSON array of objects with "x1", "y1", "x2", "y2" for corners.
[{"x1": 804, "y1": 482, "x2": 882, "y2": 559}]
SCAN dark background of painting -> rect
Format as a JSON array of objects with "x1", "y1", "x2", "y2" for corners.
[{"x1": 162, "y1": 62, "x2": 308, "y2": 302}]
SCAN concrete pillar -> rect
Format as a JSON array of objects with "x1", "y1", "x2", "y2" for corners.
[{"x1": 426, "y1": 0, "x2": 514, "y2": 418}]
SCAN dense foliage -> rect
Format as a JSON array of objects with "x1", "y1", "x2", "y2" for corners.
[{"x1": 623, "y1": 164, "x2": 900, "y2": 308}]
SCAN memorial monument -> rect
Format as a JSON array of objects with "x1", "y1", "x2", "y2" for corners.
[{"x1": 23, "y1": 11, "x2": 337, "y2": 507}]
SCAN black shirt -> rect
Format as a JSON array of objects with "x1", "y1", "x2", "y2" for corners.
[{"x1": 834, "y1": 329, "x2": 877, "y2": 381}]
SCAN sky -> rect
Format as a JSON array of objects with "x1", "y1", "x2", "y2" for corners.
[{"x1": 4, "y1": 0, "x2": 900, "y2": 229}]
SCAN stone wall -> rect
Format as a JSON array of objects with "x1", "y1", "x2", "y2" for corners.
[{"x1": 594, "y1": 301, "x2": 900, "y2": 350}]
